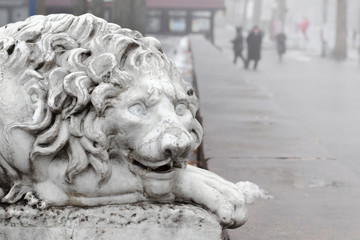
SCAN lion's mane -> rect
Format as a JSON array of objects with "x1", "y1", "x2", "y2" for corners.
[{"x1": 0, "y1": 14, "x2": 199, "y2": 185}]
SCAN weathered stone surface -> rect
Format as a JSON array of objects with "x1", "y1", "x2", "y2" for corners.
[{"x1": 0, "y1": 203, "x2": 222, "y2": 240}]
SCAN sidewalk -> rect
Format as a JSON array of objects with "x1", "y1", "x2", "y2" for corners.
[{"x1": 190, "y1": 35, "x2": 360, "y2": 240}]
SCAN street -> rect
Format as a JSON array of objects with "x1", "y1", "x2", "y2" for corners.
[
  {"x1": 180, "y1": 19, "x2": 360, "y2": 239},
  {"x1": 215, "y1": 24, "x2": 360, "y2": 177},
  {"x1": 251, "y1": 50, "x2": 360, "y2": 177}
]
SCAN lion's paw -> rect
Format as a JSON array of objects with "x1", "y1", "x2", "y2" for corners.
[
  {"x1": 24, "y1": 191, "x2": 47, "y2": 209},
  {"x1": 174, "y1": 165, "x2": 247, "y2": 229}
]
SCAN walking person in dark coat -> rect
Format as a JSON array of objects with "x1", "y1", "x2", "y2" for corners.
[
  {"x1": 276, "y1": 32, "x2": 287, "y2": 62},
  {"x1": 232, "y1": 27, "x2": 245, "y2": 65},
  {"x1": 245, "y1": 26, "x2": 263, "y2": 70}
]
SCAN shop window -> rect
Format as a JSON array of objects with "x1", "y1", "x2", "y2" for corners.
[
  {"x1": 147, "y1": 17, "x2": 161, "y2": 32},
  {"x1": 169, "y1": 10, "x2": 187, "y2": 17},
  {"x1": 192, "y1": 18, "x2": 210, "y2": 32},
  {"x1": 148, "y1": 10, "x2": 161, "y2": 17},
  {"x1": 169, "y1": 17, "x2": 186, "y2": 32},
  {"x1": 192, "y1": 11, "x2": 211, "y2": 18},
  {"x1": 12, "y1": 7, "x2": 27, "y2": 22}
]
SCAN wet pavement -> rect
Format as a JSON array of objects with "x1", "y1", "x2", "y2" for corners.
[
  {"x1": 190, "y1": 32, "x2": 360, "y2": 239},
  {"x1": 215, "y1": 24, "x2": 360, "y2": 177}
]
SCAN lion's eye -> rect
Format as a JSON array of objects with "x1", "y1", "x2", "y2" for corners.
[
  {"x1": 128, "y1": 103, "x2": 147, "y2": 116},
  {"x1": 175, "y1": 103, "x2": 187, "y2": 116}
]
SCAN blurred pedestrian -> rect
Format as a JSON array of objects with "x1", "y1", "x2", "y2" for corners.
[
  {"x1": 245, "y1": 26, "x2": 263, "y2": 70},
  {"x1": 276, "y1": 32, "x2": 286, "y2": 62},
  {"x1": 232, "y1": 27, "x2": 245, "y2": 65},
  {"x1": 300, "y1": 17, "x2": 309, "y2": 40}
]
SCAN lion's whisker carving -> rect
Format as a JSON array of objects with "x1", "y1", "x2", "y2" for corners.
[{"x1": 0, "y1": 13, "x2": 246, "y2": 229}]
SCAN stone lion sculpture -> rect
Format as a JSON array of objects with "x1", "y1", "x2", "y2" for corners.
[{"x1": 0, "y1": 14, "x2": 246, "y2": 228}]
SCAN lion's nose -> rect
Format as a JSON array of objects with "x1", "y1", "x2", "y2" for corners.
[{"x1": 160, "y1": 128, "x2": 191, "y2": 159}]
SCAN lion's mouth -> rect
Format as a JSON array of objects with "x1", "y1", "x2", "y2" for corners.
[
  {"x1": 128, "y1": 153, "x2": 187, "y2": 179},
  {"x1": 127, "y1": 150, "x2": 187, "y2": 180},
  {"x1": 132, "y1": 159, "x2": 174, "y2": 173}
]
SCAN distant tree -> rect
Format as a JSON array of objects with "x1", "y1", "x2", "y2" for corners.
[
  {"x1": 253, "y1": 0, "x2": 262, "y2": 26},
  {"x1": 74, "y1": 0, "x2": 88, "y2": 16},
  {"x1": 333, "y1": 0, "x2": 347, "y2": 60},
  {"x1": 277, "y1": 0, "x2": 286, "y2": 29},
  {"x1": 358, "y1": 7, "x2": 360, "y2": 61},
  {"x1": 242, "y1": 0, "x2": 249, "y2": 29},
  {"x1": 36, "y1": 0, "x2": 46, "y2": 15},
  {"x1": 321, "y1": 0, "x2": 329, "y2": 57},
  {"x1": 111, "y1": 0, "x2": 147, "y2": 34},
  {"x1": 92, "y1": 0, "x2": 105, "y2": 18}
]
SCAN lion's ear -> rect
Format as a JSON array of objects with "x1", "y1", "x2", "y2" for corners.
[{"x1": 87, "y1": 53, "x2": 117, "y2": 83}]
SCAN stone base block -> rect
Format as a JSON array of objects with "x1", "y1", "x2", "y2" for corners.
[{"x1": 0, "y1": 203, "x2": 222, "y2": 240}]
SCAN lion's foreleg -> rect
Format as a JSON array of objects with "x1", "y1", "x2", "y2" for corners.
[{"x1": 34, "y1": 181, "x2": 69, "y2": 206}]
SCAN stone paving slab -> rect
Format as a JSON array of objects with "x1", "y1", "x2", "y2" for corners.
[
  {"x1": 209, "y1": 157, "x2": 360, "y2": 240},
  {"x1": 190, "y1": 35, "x2": 360, "y2": 239}
]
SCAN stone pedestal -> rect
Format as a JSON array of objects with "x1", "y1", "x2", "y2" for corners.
[{"x1": 0, "y1": 203, "x2": 222, "y2": 240}]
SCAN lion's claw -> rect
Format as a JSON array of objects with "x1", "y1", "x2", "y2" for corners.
[
  {"x1": 36, "y1": 200, "x2": 47, "y2": 209},
  {"x1": 24, "y1": 191, "x2": 47, "y2": 209},
  {"x1": 24, "y1": 192, "x2": 39, "y2": 205}
]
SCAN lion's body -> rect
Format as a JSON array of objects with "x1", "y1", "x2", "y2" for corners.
[
  {"x1": 0, "y1": 14, "x2": 246, "y2": 228},
  {"x1": 0, "y1": 67, "x2": 144, "y2": 205},
  {"x1": 0, "y1": 77, "x2": 35, "y2": 177},
  {"x1": 0, "y1": 13, "x2": 202, "y2": 204}
]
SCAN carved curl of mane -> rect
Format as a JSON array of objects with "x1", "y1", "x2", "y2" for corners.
[{"x1": 0, "y1": 14, "x2": 199, "y2": 185}]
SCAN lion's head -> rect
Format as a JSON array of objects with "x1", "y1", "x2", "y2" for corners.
[{"x1": 0, "y1": 14, "x2": 203, "y2": 195}]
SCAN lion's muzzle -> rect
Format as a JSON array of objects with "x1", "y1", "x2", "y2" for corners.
[
  {"x1": 128, "y1": 126, "x2": 193, "y2": 199},
  {"x1": 160, "y1": 127, "x2": 192, "y2": 160}
]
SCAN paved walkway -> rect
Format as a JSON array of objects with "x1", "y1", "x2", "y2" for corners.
[{"x1": 190, "y1": 35, "x2": 360, "y2": 240}]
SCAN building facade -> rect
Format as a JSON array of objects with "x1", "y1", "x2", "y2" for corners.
[
  {"x1": 0, "y1": 0, "x2": 28, "y2": 27},
  {"x1": 0, "y1": 0, "x2": 224, "y2": 44},
  {"x1": 146, "y1": 0, "x2": 224, "y2": 43}
]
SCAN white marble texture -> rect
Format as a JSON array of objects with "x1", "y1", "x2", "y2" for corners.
[{"x1": 0, "y1": 13, "x2": 246, "y2": 230}]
